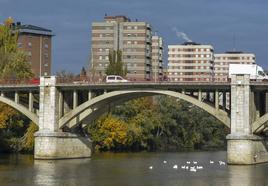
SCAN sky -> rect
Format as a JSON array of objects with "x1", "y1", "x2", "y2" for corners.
[{"x1": 1, "y1": 0, "x2": 268, "y2": 73}]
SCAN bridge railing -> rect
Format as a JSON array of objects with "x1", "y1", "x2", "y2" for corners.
[
  {"x1": 0, "y1": 76, "x2": 233, "y2": 85},
  {"x1": 0, "y1": 78, "x2": 40, "y2": 85}
]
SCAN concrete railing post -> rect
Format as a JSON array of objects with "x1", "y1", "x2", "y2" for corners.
[
  {"x1": 28, "y1": 92, "x2": 34, "y2": 112},
  {"x1": 215, "y1": 89, "x2": 219, "y2": 110},
  {"x1": 15, "y1": 91, "x2": 19, "y2": 104},
  {"x1": 198, "y1": 89, "x2": 202, "y2": 101}
]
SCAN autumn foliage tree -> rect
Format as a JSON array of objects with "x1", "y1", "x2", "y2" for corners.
[{"x1": 88, "y1": 114, "x2": 128, "y2": 151}]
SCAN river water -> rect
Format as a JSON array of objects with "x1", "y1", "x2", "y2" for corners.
[{"x1": 0, "y1": 151, "x2": 268, "y2": 186}]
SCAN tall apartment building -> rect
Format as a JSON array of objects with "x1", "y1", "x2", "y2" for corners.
[
  {"x1": 214, "y1": 51, "x2": 256, "y2": 82},
  {"x1": 152, "y1": 36, "x2": 163, "y2": 81},
  {"x1": 11, "y1": 22, "x2": 54, "y2": 78},
  {"x1": 167, "y1": 42, "x2": 214, "y2": 82},
  {"x1": 90, "y1": 15, "x2": 163, "y2": 81}
]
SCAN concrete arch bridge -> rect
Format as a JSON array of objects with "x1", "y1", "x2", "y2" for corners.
[{"x1": 0, "y1": 75, "x2": 268, "y2": 164}]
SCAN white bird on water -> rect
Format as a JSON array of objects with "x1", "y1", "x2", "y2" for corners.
[
  {"x1": 210, "y1": 160, "x2": 214, "y2": 164},
  {"x1": 181, "y1": 165, "x2": 186, "y2": 169},
  {"x1": 149, "y1": 166, "x2": 153, "y2": 170},
  {"x1": 163, "y1": 160, "x2": 167, "y2": 164},
  {"x1": 219, "y1": 161, "x2": 226, "y2": 165},
  {"x1": 173, "y1": 165, "x2": 178, "y2": 169},
  {"x1": 197, "y1": 166, "x2": 203, "y2": 169},
  {"x1": 186, "y1": 161, "x2": 191, "y2": 164},
  {"x1": 193, "y1": 161, "x2": 197, "y2": 164},
  {"x1": 190, "y1": 167, "x2": 197, "y2": 172}
]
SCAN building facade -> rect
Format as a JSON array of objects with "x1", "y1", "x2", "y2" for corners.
[
  {"x1": 214, "y1": 51, "x2": 256, "y2": 82},
  {"x1": 15, "y1": 22, "x2": 53, "y2": 77},
  {"x1": 151, "y1": 36, "x2": 163, "y2": 81},
  {"x1": 167, "y1": 42, "x2": 214, "y2": 82},
  {"x1": 90, "y1": 15, "x2": 162, "y2": 81}
]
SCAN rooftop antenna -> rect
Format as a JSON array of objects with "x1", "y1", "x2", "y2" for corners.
[{"x1": 233, "y1": 33, "x2": 236, "y2": 51}]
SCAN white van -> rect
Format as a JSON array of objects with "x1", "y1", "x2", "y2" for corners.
[
  {"x1": 229, "y1": 64, "x2": 268, "y2": 81},
  {"x1": 106, "y1": 75, "x2": 128, "y2": 83}
]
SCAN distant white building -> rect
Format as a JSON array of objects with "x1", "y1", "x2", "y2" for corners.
[
  {"x1": 214, "y1": 51, "x2": 256, "y2": 82},
  {"x1": 168, "y1": 42, "x2": 214, "y2": 82}
]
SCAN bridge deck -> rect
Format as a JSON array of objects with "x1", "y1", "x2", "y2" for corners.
[{"x1": 0, "y1": 82, "x2": 267, "y2": 91}]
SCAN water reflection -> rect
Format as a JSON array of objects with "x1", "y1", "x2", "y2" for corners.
[
  {"x1": 228, "y1": 164, "x2": 268, "y2": 186},
  {"x1": 34, "y1": 159, "x2": 91, "y2": 185},
  {"x1": 1, "y1": 152, "x2": 268, "y2": 186}
]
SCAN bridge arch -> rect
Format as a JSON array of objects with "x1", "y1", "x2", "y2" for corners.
[
  {"x1": 59, "y1": 90, "x2": 230, "y2": 129},
  {"x1": 252, "y1": 113, "x2": 268, "y2": 133},
  {"x1": 0, "y1": 96, "x2": 39, "y2": 125}
]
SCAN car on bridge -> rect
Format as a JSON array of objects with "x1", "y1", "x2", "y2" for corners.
[{"x1": 106, "y1": 75, "x2": 128, "y2": 83}]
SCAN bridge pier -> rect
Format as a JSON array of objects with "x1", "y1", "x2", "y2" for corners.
[
  {"x1": 227, "y1": 74, "x2": 268, "y2": 164},
  {"x1": 34, "y1": 76, "x2": 92, "y2": 160}
]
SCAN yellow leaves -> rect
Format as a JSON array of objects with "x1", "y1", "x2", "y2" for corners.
[
  {"x1": 98, "y1": 114, "x2": 128, "y2": 147},
  {"x1": 4, "y1": 17, "x2": 14, "y2": 27},
  {"x1": 21, "y1": 122, "x2": 38, "y2": 151},
  {"x1": 90, "y1": 114, "x2": 129, "y2": 150},
  {"x1": 0, "y1": 103, "x2": 18, "y2": 129}
]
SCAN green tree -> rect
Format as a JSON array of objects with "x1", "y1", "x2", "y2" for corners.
[
  {"x1": 0, "y1": 18, "x2": 34, "y2": 153},
  {"x1": 0, "y1": 19, "x2": 33, "y2": 79},
  {"x1": 106, "y1": 50, "x2": 127, "y2": 77}
]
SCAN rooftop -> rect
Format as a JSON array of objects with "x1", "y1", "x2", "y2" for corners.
[
  {"x1": 17, "y1": 24, "x2": 52, "y2": 32},
  {"x1": 104, "y1": 15, "x2": 130, "y2": 22},
  {"x1": 182, "y1": 41, "x2": 200, "y2": 45},
  {"x1": 225, "y1": 51, "x2": 244, "y2": 54},
  {"x1": 12, "y1": 22, "x2": 54, "y2": 36}
]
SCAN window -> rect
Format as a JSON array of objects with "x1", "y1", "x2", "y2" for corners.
[
  {"x1": 127, "y1": 41, "x2": 131, "y2": 45},
  {"x1": 99, "y1": 48, "x2": 103, "y2": 52},
  {"x1": 44, "y1": 63, "x2": 48, "y2": 67},
  {"x1": 44, "y1": 72, "x2": 48, "y2": 76},
  {"x1": 28, "y1": 51, "x2": 32, "y2": 57},
  {"x1": 105, "y1": 56, "x2": 109, "y2": 60},
  {"x1": 99, "y1": 56, "x2": 103, "y2": 60},
  {"x1": 28, "y1": 42, "x2": 32, "y2": 47},
  {"x1": 44, "y1": 44, "x2": 48, "y2": 49},
  {"x1": 18, "y1": 43, "x2": 22, "y2": 48},
  {"x1": 117, "y1": 77, "x2": 123, "y2": 80},
  {"x1": 44, "y1": 53, "x2": 48, "y2": 58}
]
